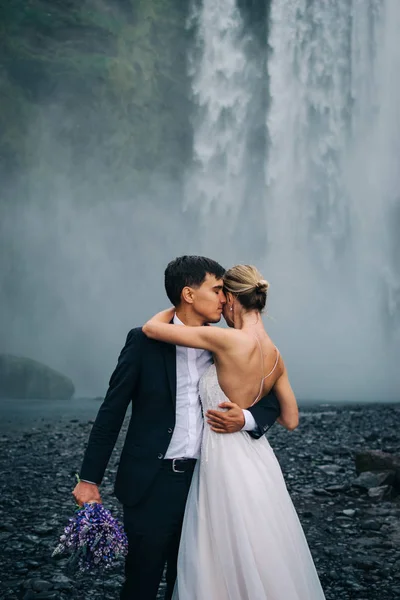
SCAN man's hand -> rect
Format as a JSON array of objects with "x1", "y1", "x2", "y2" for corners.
[
  {"x1": 72, "y1": 481, "x2": 102, "y2": 507},
  {"x1": 206, "y1": 402, "x2": 245, "y2": 433}
]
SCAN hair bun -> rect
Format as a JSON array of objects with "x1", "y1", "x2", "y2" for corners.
[{"x1": 256, "y1": 279, "x2": 269, "y2": 293}]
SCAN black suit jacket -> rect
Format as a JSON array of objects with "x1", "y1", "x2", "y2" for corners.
[{"x1": 80, "y1": 328, "x2": 280, "y2": 506}]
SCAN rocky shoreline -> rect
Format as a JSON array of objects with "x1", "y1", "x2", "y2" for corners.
[{"x1": 0, "y1": 402, "x2": 399, "y2": 600}]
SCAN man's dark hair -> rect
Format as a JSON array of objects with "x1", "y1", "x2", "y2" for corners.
[{"x1": 165, "y1": 255, "x2": 225, "y2": 306}]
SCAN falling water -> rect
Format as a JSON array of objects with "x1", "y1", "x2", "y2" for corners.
[
  {"x1": 186, "y1": 0, "x2": 399, "y2": 400},
  {"x1": 348, "y1": 0, "x2": 400, "y2": 329},
  {"x1": 184, "y1": 0, "x2": 255, "y2": 220},
  {"x1": 267, "y1": 0, "x2": 352, "y2": 267},
  {"x1": 266, "y1": 0, "x2": 400, "y2": 400}
]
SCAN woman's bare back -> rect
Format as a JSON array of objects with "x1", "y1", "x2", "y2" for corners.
[{"x1": 213, "y1": 330, "x2": 284, "y2": 409}]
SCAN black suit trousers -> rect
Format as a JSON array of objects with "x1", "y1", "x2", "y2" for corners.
[{"x1": 120, "y1": 461, "x2": 196, "y2": 600}]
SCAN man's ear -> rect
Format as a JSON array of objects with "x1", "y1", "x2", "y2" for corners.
[{"x1": 181, "y1": 286, "x2": 194, "y2": 305}]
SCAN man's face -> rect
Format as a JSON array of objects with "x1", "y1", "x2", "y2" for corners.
[{"x1": 191, "y1": 273, "x2": 226, "y2": 323}]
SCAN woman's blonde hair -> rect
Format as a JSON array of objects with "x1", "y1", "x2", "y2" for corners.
[{"x1": 223, "y1": 265, "x2": 269, "y2": 312}]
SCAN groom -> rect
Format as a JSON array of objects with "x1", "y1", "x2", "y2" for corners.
[{"x1": 73, "y1": 255, "x2": 280, "y2": 600}]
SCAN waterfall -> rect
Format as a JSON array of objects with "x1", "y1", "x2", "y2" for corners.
[
  {"x1": 184, "y1": 0, "x2": 255, "y2": 220},
  {"x1": 267, "y1": 0, "x2": 352, "y2": 267},
  {"x1": 266, "y1": 0, "x2": 400, "y2": 400},
  {"x1": 349, "y1": 0, "x2": 400, "y2": 327},
  {"x1": 185, "y1": 0, "x2": 399, "y2": 400}
]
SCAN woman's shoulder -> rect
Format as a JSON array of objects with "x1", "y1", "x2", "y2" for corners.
[{"x1": 223, "y1": 328, "x2": 259, "y2": 351}]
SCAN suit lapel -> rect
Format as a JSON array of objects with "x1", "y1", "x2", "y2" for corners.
[{"x1": 162, "y1": 342, "x2": 177, "y2": 407}]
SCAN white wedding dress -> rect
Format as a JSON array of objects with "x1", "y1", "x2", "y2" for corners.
[{"x1": 172, "y1": 364, "x2": 326, "y2": 600}]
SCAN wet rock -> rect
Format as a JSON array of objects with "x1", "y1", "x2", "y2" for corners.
[
  {"x1": 33, "y1": 525, "x2": 56, "y2": 536},
  {"x1": 347, "y1": 555, "x2": 382, "y2": 570},
  {"x1": 313, "y1": 488, "x2": 333, "y2": 496},
  {"x1": 368, "y1": 485, "x2": 392, "y2": 501},
  {"x1": 355, "y1": 450, "x2": 400, "y2": 489},
  {"x1": 51, "y1": 574, "x2": 71, "y2": 585},
  {"x1": 318, "y1": 464, "x2": 343, "y2": 475},
  {"x1": 353, "y1": 470, "x2": 395, "y2": 490},
  {"x1": 360, "y1": 519, "x2": 383, "y2": 531},
  {"x1": 324, "y1": 484, "x2": 350, "y2": 493},
  {"x1": 32, "y1": 580, "x2": 53, "y2": 592},
  {"x1": 1, "y1": 403, "x2": 399, "y2": 600}
]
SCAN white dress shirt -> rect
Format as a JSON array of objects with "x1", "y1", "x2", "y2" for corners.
[
  {"x1": 82, "y1": 317, "x2": 258, "y2": 483},
  {"x1": 165, "y1": 314, "x2": 257, "y2": 460}
]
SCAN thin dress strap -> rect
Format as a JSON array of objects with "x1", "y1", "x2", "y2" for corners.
[{"x1": 250, "y1": 335, "x2": 280, "y2": 407}]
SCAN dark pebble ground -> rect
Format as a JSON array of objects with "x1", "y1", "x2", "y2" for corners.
[{"x1": 0, "y1": 403, "x2": 399, "y2": 600}]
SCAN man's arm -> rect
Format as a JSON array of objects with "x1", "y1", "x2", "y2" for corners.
[
  {"x1": 73, "y1": 328, "x2": 143, "y2": 505},
  {"x1": 246, "y1": 388, "x2": 281, "y2": 438},
  {"x1": 206, "y1": 389, "x2": 280, "y2": 438}
]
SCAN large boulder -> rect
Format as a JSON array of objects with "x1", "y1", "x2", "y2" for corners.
[
  {"x1": 355, "y1": 450, "x2": 400, "y2": 491},
  {"x1": 0, "y1": 354, "x2": 75, "y2": 400}
]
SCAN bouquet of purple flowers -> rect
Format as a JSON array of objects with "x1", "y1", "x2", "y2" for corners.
[{"x1": 53, "y1": 502, "x2": 128, "y2": 573}]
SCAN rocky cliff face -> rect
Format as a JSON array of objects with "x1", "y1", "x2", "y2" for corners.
[
  {"x1": 0, "y1": 0, "x2": 191, "y2": 189},
  {"x1": 0, "y1": 354, "x2": 75, "y2": 399}
]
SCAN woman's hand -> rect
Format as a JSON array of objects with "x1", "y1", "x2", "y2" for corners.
[
  {"x1": 143, "y1": 308, "x2": 175, "y2": 338},
  {"x1": 151, "y1": 307, "x2": 175, "y2": 323}
]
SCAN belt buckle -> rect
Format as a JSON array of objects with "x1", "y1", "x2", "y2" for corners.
[{"x1": 172, "y1": 458, "x2": 185, "y2": 473}]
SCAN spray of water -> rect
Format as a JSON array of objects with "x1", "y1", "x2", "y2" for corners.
[
  {"x1": 265, "y1": 0, "x2": 400, "y2": 400},
  {"x1": 184, "y1": 0, "x2": 255, "y2": 221}
]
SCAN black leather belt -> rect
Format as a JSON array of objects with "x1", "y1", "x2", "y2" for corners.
[{"x1": 163, "y1": 458, "x2": 197, "y2": 473}]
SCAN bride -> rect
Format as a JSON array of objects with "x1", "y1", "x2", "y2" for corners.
[{"x1": 143, "y1": 265, "x2": 326, "y2": 600}]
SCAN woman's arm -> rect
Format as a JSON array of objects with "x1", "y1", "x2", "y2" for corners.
[
  {"x1": 142, "y1": 308, "x2": 234, "y2": 353},
  {"x1": 273, "y1": 366, "x2": 299, "y2": 431}
]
